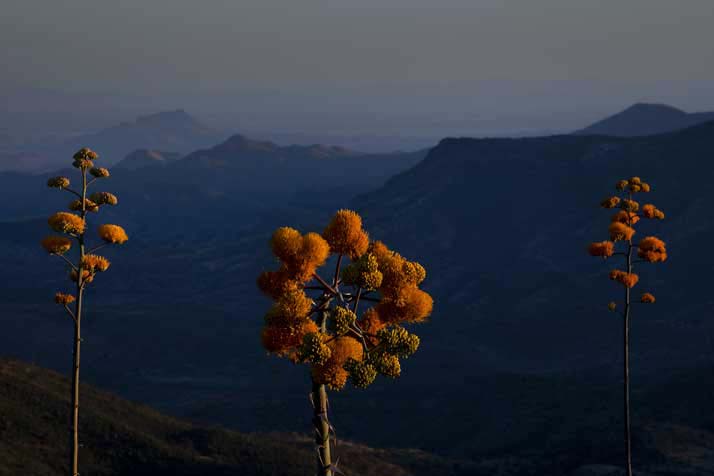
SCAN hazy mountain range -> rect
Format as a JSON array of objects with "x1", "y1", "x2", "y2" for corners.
[{"x1": 1, "y1": 105, "x2": 714, "y2": 474}]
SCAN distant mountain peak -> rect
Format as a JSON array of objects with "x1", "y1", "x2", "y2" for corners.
[
  {"x1": 133, "y1": 109, "x2": 202, "y2": 128},
  {"x1": 114, "y1": 149, "x2": 181, "y2": 170},
  {"x1": 575, "y1": 102, "x2": 714, "y2": 137}
]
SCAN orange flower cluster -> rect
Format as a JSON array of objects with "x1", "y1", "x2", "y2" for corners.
[
  {"x1": 588, "y1": 241, "x2": 614, "y2": 258},
  {"x1": 641, "y1": 204, "x2": 665, "y2": 220},
  {"x1": 620, "y1": 199, "x2": 639, "y2": 213},
  {"x1": 270, "y1": 227, "x2": 330, "y2": 282},
  {"x1": 609, "y1": 270, "x2": 639, "y2": 288},
  {"x1": 41, "y1": 236, "x2": 72, "y2": 255},
  {"x1": 69, "y1": 199, "x2": 99, "y2": 213},
  {"x1": 89, "y1": 192, "x2": 118, "y2": 206},
  {"x1": 98, "y1": 224, "x2": 128, "y2": 244},
  {"x1": 611, "y1": 210, "x2": 639, "y2": 225},
  {"x1": 617, "y1": 177, "x2": 651, "y2": 193},
  {"x1": 48, "y1": 212, "x2": 85, "y2": 235},
  {"x1": 70, "y1": 269, "x2": 94, "y2": 285},
  {"x1": 258, "y1": 210, "x2": 432, "y2": 392},
  {"x1": 641, "y1": 293, "x2": 656, "y2": 303},
  {"x1": 54, "y1": 292, "x2": 75, "y2": 305},
  {"x1": 81, "y1": 254, "x2": 111, "y2": 273},
  {"x1": 601, "y1": 196, "x2": 621, "y2": 209},
  {"x1": 311, "y1": 336, "x2": 364, "y2": 390},
  {"x1": 638, "y1": 236, "x2": 667, "y2": 263},
  {"x1": 608, "y1": 222, "x2": 635, "y2": 242},
  {"x1": 322, "y1": 209, "x2": 370, "y2": 259}
]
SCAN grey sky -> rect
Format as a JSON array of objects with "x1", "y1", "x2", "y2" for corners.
[{"x1": 3, "y1": 0, "x2": 714, "y2": 141}]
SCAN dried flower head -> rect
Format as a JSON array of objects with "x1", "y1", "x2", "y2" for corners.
[
  {"x1": 48, "y1": 212, "x2": 85, "y2": 235},
  {"x1": 609, "y1": 270, "x2": 639, "y2": 288},
  {"x1": 41, "y1": 236, "x2": 72, "y2": 254},
  {"x1": 47, "y1": 176, "x2": 70, "y2": 189},
  {"x1": 70, "y1": 269, "x2": 94, "y2": 285},
  {"x1": 615, "y1": 180, "x2": 629, "y2": 191},
  {"x1": 641, "y1": 293, "x2": 656, "y2": 304},
  {"x1": 588, "y1": 241, "x2": 615, "y2": 258},
  {"x1": 89, "y1": 192, "x2": 118, "y2": 206},
  {"x1": 54, "y1": 292, "x2": 76, "y2": 305},
  {"x1": 73, "y1": 147, "x2": 98, "y2": 161},
  {"x1": 637, "y1": 236, "x2": 667, "y2": 263},
  {"x1": 620, "y1": 199, "x2": 640, "y2": 213},
  {"x1": 98, "y1": 224, "x2": 128, "y2": 244}
]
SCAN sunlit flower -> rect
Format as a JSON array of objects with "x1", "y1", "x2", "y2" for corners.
[
  {"x1": 89, "y1": 192, "x2": 118, "y2": 206},
  {"x1": 81, "y1": 254, "x2": 111, "y2": 272},
  {"x1": 311, "y1": 336, "x2": 364, "y2": 390},
  {"x1": 322, "y1": 209, "x2": 369, "y2": 259},
  {"x1": 588, "y1": 241, "x2": 615, "y2": 258},
  {"x1": 601, "y1": 196, "x2": 621, "y2": 209},
  {"x1": 378, "y1": 288, "x2": 434, "y2": 323},
  {"x1": 262, "y1": 319, "x2": 319, "y2": 358},
  {"x1": 41, "y1": 236, "x2": 72, "y2": 254},
  {"x1": 637, "y1": 236, "x2": 667, "y2": 263},
  {"x1": 608, "y1": 222, "x2": 635, "y2": 242},
  {"x1": 89, "y1": 167, "x2": 110, "y2": 178},
  {"x1": 269, "y1": 290, "x2": 312, "y2": 323},
  {"x1": 271, "y1": 227, "x2": 303, "y2": 263},
  {"x1": 609, "y1": 270, "x2": 638, "y2": 288},
  {"x1": 48, "y1": 212, "x2": 85, "y2": 235},
  {"x1": 98, "y1": 224, "x2": 128, "y2": 244},
  {"x1": 47, "y1": 176, "x2": 70, "y2": 189},
  {"x1": 70, "y1": 269, "x2": 94, "y2": 284},
  {"x1": 641, "y1": 293, "x2": 656, "y2": 303},
  {"x1": 358, "y1": 308, "x2": 385, "y2": 346},
  {"x1": 54, "y1": 292, "x2": 75, "y2": 305}
]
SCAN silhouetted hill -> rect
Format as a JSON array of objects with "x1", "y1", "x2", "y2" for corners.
[
  {"x1": 0, "y1": 358, "x2": 479, "y2": 476},
  {"x1": 575, "y1": 103, "x2": 714, "y2": 137},
  {"x1": 114, "y1": 149, "x2": 182, "y2": 170}
]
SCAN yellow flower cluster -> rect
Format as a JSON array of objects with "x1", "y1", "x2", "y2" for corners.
[
  {"x1": 331, "y1": 306, "x2": 356, "y2": 335},
  {"x1": 98, "y1": 224, "x2": 129, "y2": 244},
  {"x1": 298, "y1": 332, "x2": 332, "y2": 365},
  {"x1": 41, "y1": 236, "x2": 72, "y2": 254},
  {"x1": 90, "y1": 192, "x2": 118, "y2": 206},
  {"x1": 341, "y1": 253, "x2": 383, "y2": 290},
  {"x1": 346, "y1": 359, "x2": 378, "y2": 388},
  {"x1": 72, "y1": 147, "x2": 99, "y2": 169},
  {"x1": 47, "y1": 176, "x2": 70, "y2": 189},
  {"x1": 69, "y1": 199, "x2": 99, "y2": 213},
  {"x1": 89, "y1": 167, "x2": 110, "y2": 178},
  {"x1": 322, "y1": 209, "x2": 370, "y2": 259},
  {"x1": 48, "y1": 212, "x2": 85, "y2": 235},
  {"x1": 81, "y1": 254, "x2": 111, "y2": 273}
]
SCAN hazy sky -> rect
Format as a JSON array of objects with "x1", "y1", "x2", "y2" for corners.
[{"x1": 3, "y1": 0, "x2": 714, "y2": 141}]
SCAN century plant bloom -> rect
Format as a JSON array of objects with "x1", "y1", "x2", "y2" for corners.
[
  {"x1": 42, "y1": 147, "x2": 127, "y2": 476},
  {"x1": 48, "y1": 212, "x2": 86, "y2": 235},
  {"x1": 41, "y1": 236, "x2": 73, "y2": 255},
  {"x1": 257, "y1": 210, "x2": 432, "y2": 476},
  {"x1": 587, "y1": 177, "x2": 667, "y2": 476},
  {"x1": 98, "y1": 224, "x2": 129, "y2": 244}
]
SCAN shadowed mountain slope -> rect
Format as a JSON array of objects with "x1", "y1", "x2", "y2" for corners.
[{"x1": 575, "y1": 103, "x2": 714, "y2": 137}]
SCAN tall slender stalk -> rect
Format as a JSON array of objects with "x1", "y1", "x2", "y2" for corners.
[
  {"x1": 624, "y1": 228, "x2": 633, "y2": 476},
  {"x1": 313, "y1": 308, "x2": 333, "y2": 476}
]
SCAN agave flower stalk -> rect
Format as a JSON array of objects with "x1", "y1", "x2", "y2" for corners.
[
  {"x1": 257, "y1": 210, "x2": 432, "y2": 475},
  {"x1": 588, "y1": 177, "x2": 666, "y2": 476},
  {"x1": 42, "y1": 148, "x2": 128, "y2": 476}
]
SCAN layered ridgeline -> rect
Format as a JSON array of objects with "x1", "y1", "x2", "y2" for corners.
[
  {"x1": 0, "y1": 359, "x2": 477, "y2": 476},
  {"x1": 2, "y1": 119, "x2": 714, "y2": 474},
  {"x1": 575, "y1": 103, "x2": 714, "y2": 137},
  {"x1": 0, "y1": 110, "x2": 227, "y2": 172}
]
